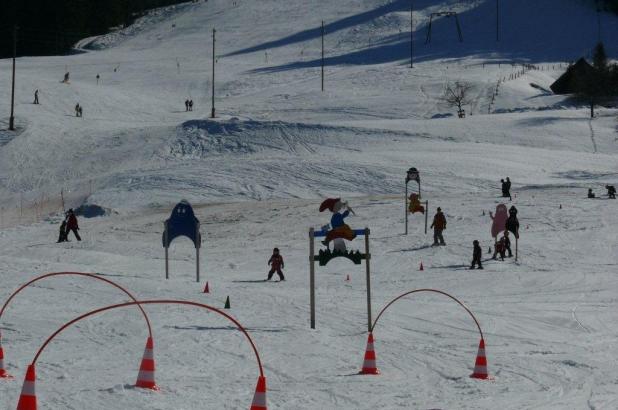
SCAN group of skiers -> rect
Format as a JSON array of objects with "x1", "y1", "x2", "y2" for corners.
[
  {"x1": 57, "y1": 209, "x2": 81, "y2": 243},
  {"x1": 184, "y1": 99, "x2": 194, "y2": 111},
  {"x1": 471, "y1": 205, "x2": 519, "y2": 269},
  {"x1": 588, "y1": 185, "x2": 616, "y2": 199}
]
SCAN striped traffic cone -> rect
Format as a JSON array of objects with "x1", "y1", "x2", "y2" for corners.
[
  {"x1": 0, "y1": 334, "x2": 12, "y2": 378},
  {"x1": 470, "y1": 338, "x2": 489, "y2": 380},
  {"x1": 250, "y1": 376, "x2": 267, "y2": 410},
  {"x1": 359, "y1": 332, "x2": 379, "y2": 375},
  {"x1": 16, "y1": 365, "x2": 36, "y2": 410},
  {"x1": 135, "y1": 337, "x2": 159, "y2": 390}
]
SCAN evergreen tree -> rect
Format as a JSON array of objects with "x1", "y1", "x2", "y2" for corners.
[{"x1": 575, "y1": 42, "x2": 615, "y2": 118}]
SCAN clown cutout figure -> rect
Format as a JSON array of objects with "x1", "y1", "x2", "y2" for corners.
[
  {"x1": 319, "y1": 198, "x2": 357, "y2": 250},
  {"x1": 408, "y1": 193, "x2": 425, "y2": 214}
]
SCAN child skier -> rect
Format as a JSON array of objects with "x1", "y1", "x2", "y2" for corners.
[
  {"x1": 503, "y1": 230, "x2": 512, "y2": 257},
  {"x1": 496, "y1": 237, "x2": 506, "y2": 260},
  {"x1": 470, "y1": 240, "x2": 483, "y2": 269},
  {"x1": 267, "y1": 248, "x2": 285, "y2": 281}
]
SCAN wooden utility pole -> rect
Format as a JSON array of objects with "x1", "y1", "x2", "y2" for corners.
[
  {"x1": 211, "y1": 28, "x2": 216, "y2": 118},
  {"x1": 321, "y1": 21, "x2": 325, "y2": 92},
  {"x1": 9, "y1": 25, "x2": 17, "y2": 131},
  {"x1": 410, "y1": 0, "x2": 414, "y2": 68},
  {"x1": 496, "y1": 0, "x2": 499, "y2": 42}
]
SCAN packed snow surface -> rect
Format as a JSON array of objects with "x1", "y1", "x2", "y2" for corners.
[{"x1": 1, "y1": 0, "x2": 618, "y2": 409}]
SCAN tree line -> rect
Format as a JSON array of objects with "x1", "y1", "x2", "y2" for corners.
[
  {"x1": 601, "y1": 0, "x2": 618, "y2": 14},
  {"x1": 0, "y1": 0, "x2": 191, "y2": 58}
]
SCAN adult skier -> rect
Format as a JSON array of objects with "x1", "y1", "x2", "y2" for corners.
[
  {"x1": 65, "y1": 209, "x2": 81, "y2": 241},
  {"x1": 430, "y1": 207, "x2": 447, "y2": 246}
]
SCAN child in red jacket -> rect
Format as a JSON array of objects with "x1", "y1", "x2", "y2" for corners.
[{"x1": 267, "y1": 248, "x2": 285, "y2": 281}]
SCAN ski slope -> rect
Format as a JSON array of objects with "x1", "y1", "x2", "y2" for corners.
[{"x1": 1, "y1": 0, "x2": 618, "y2": 408}]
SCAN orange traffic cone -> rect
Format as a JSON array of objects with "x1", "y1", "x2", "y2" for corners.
[
  {"x1": 16, "y1": 365, "x2": 36, "y2": 410},
  {"x1": 250, "y1": 376, "x2": 267, "y2": 410},
  {"x1": 0, "y1": 337, "x2": 12, "y2": 379},
  {"x1": 203, "y1": 282, "x2": 210, "y2": 293},
  {"x1": 135, "y1": 337, "x2": 159, "y2": 390},
  {"x1": 359, "y1": 332, "x2": 379, "y2": 375},
  {"x1": 419, "y1": 261, "x2": 424, "y2": 271},
  {"x1": 470, "y1": 338, "x2": 489, "y2": 380}
]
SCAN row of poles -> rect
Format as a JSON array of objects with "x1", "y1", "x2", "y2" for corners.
[{"x1": 5, "y1": 1, "x2": 606, "y2": 128}]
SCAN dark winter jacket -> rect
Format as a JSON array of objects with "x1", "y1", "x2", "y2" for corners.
[
  {"x1": 431, "y1": 211, "x2": 446, "y2": 230},
  {"x1": 67, "y1": 214, "x2": 79, "y2": 230},
  {"x1": 269, "y1": 254, "x2": 284, "y2": 270},
  {"x1": 473, "y1": 244, "x2": 482, "y2": 260}
]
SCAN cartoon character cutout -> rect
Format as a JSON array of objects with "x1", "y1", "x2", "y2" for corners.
[
  {"x1": 408, "y1": 193, "x2": 425, "y2": 214},
  {"x1": 489, "y1": 203, "x2": 508, "y2": 238},
  {"x1": 319, "y1": 198, "x2": 357, "y2": 248}
]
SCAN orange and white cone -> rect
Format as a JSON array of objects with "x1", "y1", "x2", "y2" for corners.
[
  {"x1": 419, "y1": 261, "x2": 424, "y2": 271},
  {"x1": 135, "y1": 337, "x2": 159, "y2": 390},
  {"x1": 250, "y1": 376, "x2": 267, "y2": 410},
  {"x1": 359, "y1": 332, "x2": 379, "y2": 375},
  {"x1": 16, "y1": 364, "x2": 36, "y2": 410},
  {"x1": 0, "y1": 336, "x2": 12, "y2": 379},
  {"x1": 203, "y1": 281, "x2": 210, "y2": 293},
  {"x1": 470, "y1": 338, "x2": 489, "y2": 380}
]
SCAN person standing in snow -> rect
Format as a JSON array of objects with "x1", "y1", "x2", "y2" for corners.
[
  {"x1": 34, "y1": 89, "x2": 39, "y2": 104},
  {"x1": 505, "y1": 177, "x2": 512, "y2": 200},
  {"x1": 65, "y1": 209, "x2": 81, "y2": 241},
  {"x1": 495, "y1": 237, "x2": 507, "y2": 260},
  {"x1": 267, "y1": 247, "x2": 285, "y2": 281},
  {"x1": 503, "y1": 230, "x2": 513, "y2": 258},
  {"x1": 57, "y1": 218, "x2": 68, "y2": 243},
  {"x1": 189, "y1": 100, "x2": 194, "y2": 111},
  {"x1": 185, "y1": 99, "x2": 189, "y2": 111},
  {"x1": 500, "y1": 179, "x2": 506, "y2": 197},
  {"x1": 470, "y1": 240, "x2": 483, "y2": 269},
  {"x1": 505, "y1": 206, "x2": 519, "y2": 238},
  {"x1": 75, "y1": 103, "x2": 81, "y2": 117},
  {"x1": 431, "y1": 207, "x2": 447, "y2": 246}
]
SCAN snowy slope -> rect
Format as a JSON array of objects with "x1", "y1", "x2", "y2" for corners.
[{"x1": 0, "y1": 0, "x2": 618, "y2": 409}]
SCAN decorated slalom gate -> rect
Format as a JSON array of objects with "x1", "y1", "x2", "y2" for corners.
[
  {"x1": 0, "y1": 274, "x2": 268, "y2": 409},
  {"x1": 404, "y1": 167, "x2": 428, "y2": 235},
  {"x1": 163, "y1": 200, "x2": 202, "y2": 282},
  {"x1": 358, "y1": 289, "x2": 490, "y2": 380},
  {"x1": 309, "y1": 198, "x2": 373, "y2": 331}
]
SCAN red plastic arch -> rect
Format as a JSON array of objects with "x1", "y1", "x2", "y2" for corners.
[
  {"x1": 371, "y1": 288, "x2": 484, "y2": 340},
  {"x1": 32, "y1": 300, "x2": 264, "y2": 377},
  {"x1": 0, "y1": 272, "x2": 152, "y2": 337}
]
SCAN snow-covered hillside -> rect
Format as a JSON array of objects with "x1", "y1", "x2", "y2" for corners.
[{"x1": 1, "y1": 0, "x2": 618, "y2": 409}]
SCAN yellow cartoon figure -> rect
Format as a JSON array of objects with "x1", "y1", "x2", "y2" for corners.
[{"x1": 408, "y1": 193, "x2": 425, "y2": 214}]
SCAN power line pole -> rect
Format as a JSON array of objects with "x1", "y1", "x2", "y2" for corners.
[
  {"x1": 9, "y1": 25, "x2": 18, "y2": 131},
  {"x1": 321, "y1": 21, "x2": 325, "y2": 92},
  {"x1": 410, "y1": 1, "x2": 414, "y2": 68},
  {"x1": 596, "y1": 0, "x2": 602, "y2": 43},
  {"x1": 496, "y1": 0, "x2": 499, "y2": 42},
  {"x1": 211, "y1": 28, "x2": 216, "y2": 119}
]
